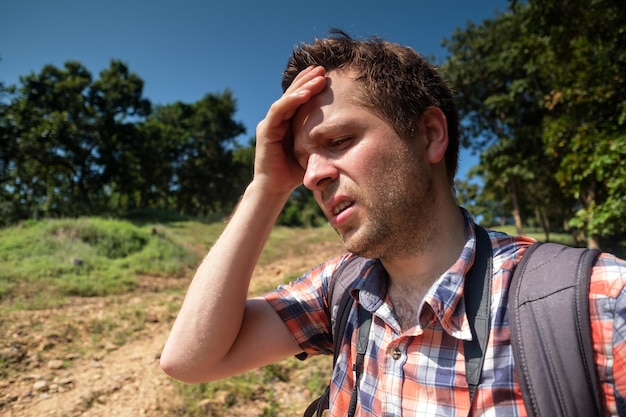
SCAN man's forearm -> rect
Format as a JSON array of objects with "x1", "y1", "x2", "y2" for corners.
[{"x1": 160, "y1": 181, "x2": 291, "y2": 379}]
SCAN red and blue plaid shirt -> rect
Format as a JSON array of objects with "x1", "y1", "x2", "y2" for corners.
[{"x1": 264, "y1": 211, "x2": 626, "y2": 416}]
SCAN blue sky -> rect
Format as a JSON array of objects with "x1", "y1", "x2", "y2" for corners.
[{"x1": 1, "y1": 0, "x2": 509, "y2": 179}]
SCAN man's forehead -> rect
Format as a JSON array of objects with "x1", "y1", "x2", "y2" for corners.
[{"x1": 292, "y1": 71, "x2": 360, "y2": 136}]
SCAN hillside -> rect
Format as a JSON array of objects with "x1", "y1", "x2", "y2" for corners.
[{"x1": 0, "y1": 219, "x2": 344, "y2": 416}]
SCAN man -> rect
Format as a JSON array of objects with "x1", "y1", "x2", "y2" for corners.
[{"x1": 161, "y1": 30, "x2": 626, "y2": 416}]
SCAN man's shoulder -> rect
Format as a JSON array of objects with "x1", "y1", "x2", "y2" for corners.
[
  {"x1": 595, "y1": 250, "x2": 626, "y2": 269},
  {"x1": 328, "y1": 254, "x2": 382, "y2": 289},
  {"x1": 482, "y1": 228, "x2": 536, "y2": 266},
  {"x1": 591, "y1": 251, "x2": 626, "y2": 298}
]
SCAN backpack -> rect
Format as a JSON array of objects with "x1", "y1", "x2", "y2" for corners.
[{"x1": 303, "y1": 226, "x2": 604, "y2": 417}]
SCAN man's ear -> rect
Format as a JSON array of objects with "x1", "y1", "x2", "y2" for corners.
[{"x1": 422, "y1": 107, "x2": 448, "y2": 164}]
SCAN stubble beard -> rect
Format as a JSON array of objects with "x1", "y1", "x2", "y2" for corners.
[{"x1": 339, "y1": 161, "x2": 437, "y2": 261}]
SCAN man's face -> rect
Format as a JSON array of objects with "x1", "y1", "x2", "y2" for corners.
[{"x1": 292, "y1": 71, "x2": 438, "y2": 260}]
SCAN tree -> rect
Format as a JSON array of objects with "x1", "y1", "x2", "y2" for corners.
[
  {"x1": 89, "y1": 60, "x2": 151, "y2": 212},
  {"x1": 442, "y1": 0, "x2": 626, "y2": 249},
  {"x1": 1, "y1": 61, "x2": 266, "y2": 226},
  {"x1": 146, "y1": 91, "x2": 246, "y2": 217},
  {"x1": 527, "y1": 0, "x2": 626, "y2": 249},
  {"x1": 442, "y1": 9, "x2": 562, "y2": 236},
  {"x1": 0, "y1": 81, "x2": 19, "y2": 223},
  {"x1": 1, "y1": 60, "x2": 151, "y2": 222}
]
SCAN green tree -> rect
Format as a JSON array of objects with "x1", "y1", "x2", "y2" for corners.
[
  {"x1": 146, "y1": 91, "x2": 246, "y2": 217},
  {"x1": 442, "y1": 0, "x2": 625, "y2": 249},
  {"x1": 89, "y1": 60, "x2": 151, "y2": 212},
  {"x1": 278, "y1": 185, "x2": 325, "y2": 228},
  {"x1": 7, "y1": 61, "x2": 96, "y2": 219},
  {"x1": 1, "y1": 61, "x2": 256, "y2": 225},
  {"x1": 442, "y1": 9, "x2": 563, "y2": 237},
  {"x1": 527, "y1": 0, "x2": 626, "y2": 249},
  {"x1": 0, "y1": 81, "x2": 19, "y2": 223},
  {"x1": 2, "y1": 60, "x2": 150, "y2": 223}
]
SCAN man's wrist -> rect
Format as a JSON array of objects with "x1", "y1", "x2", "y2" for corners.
[{"x1": 245, "y1": 179, "x2": 295, "y2": 203}]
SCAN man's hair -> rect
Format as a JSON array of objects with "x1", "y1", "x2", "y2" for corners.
[{"x1": 282, "y1": 29, "x2": 460, "y2": 185}]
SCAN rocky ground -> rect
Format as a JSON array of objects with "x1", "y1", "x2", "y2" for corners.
[
  {"x1": 0, "y1": 240, "x2": 343, "y2": 417},
  {"x1": 1, "y1": 282, "x2": 183, "y2": 417}
]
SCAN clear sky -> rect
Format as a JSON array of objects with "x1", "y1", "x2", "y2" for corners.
[{"x1": 0, "y1": 0, "x2": 509, "y2": 179}]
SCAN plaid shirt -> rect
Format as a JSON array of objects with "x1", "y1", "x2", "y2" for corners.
[{"x1": 264, "y1": 211, "x2": 626, "y2": 416}]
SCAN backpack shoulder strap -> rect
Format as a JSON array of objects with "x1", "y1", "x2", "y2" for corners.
[
  {"x1": 508, "y1": 242, "x2": 603, "y2": 417},
  {"x1": 464, "y1": 224, "x2": 493, "y2": 411},
  {"x1": 303, "y1": 255, "x2": 370, "y2": 417},
  {"x1": 327, "y1": 256, "x2": 372, "y2": 368}
]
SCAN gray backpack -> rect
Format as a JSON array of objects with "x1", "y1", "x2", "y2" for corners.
[{"x1": 304, "y1": 226, "x2": 604, "y2": 417}]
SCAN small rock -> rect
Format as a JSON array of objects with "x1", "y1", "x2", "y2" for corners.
[
  {"x1": 48, "y1": 359, "x2": 65, "y2": 370},
  {"x1": 57, "y1": 377, "x2": 74, "y2": 386},
  {"x1": 0, "y1": 346, "x2": 25, "y2": 363},
  {"x1": 103, "y1": 342, "x2": 119, "y2": 351},
  {"x1": 33, "y1": 380, "x2": 48, "y2": 392}
]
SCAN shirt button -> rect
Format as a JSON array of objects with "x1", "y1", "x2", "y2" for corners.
[{"x1": 391, "y1": 348, "x2": 402, "y2": 360}]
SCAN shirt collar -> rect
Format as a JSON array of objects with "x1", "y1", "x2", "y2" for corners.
[
  {"x1": 418, "y1": 208, "x2": 476, "y2": 340},
  {"x1": 349, "y1": 208, "x2": 479, "y2": 340}
]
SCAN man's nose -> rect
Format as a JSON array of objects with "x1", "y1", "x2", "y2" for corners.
[{"x1": 302, "y1": 153, "x2": 337, "y2": 191}]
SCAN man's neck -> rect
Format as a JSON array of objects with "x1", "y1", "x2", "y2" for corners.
[{"x1": 381, "y1": 204, "x2": 467, "y2": 289}]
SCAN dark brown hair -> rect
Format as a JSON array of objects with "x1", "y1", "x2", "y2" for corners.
[{"x1": 282, "y1": 29, "x2": 460, "y2": 185}]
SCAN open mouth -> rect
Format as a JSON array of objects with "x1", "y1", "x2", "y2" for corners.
[{"x1": 332, "y1": 201, "x2": 353, "y2": 216}]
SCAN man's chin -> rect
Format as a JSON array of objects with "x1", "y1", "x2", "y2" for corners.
[{"x1": 340, "y1": 231, "x2": 371, "y2": 258}]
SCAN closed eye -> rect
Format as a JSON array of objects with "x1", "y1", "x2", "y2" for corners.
[{"x1": 329, "y1": 138, "x2": 352, "y2": 149}]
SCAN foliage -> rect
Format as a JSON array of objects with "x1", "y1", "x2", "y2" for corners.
[
  {"x1": 1, "y1": 61, "x2": 150, "y2": 223},
  {"x1": 277, "y1": 185, "x2": 326, "y2": 228},
  {"x1": 442, "y1": 0, "x2": 626, "y2": 249},
  {"x1": 0, "y1": 217, "x2": 198, "y2": 310},
  {"x1": 0, "y1": 60, "x2": 250, "y2": 226},
  {"x1": 142, "y1": 93, "x2": 247, "y2": 216}
]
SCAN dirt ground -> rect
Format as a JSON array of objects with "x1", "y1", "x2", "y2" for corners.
[{"x1": 0, "y1": 240, "x2": 343, "y2": 417}]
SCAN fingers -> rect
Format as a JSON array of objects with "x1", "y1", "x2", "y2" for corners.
[
  {"x1": 263, "y1": 66, "x2": 327, "y2": 133},
  {"x1": 251, "y1": 66, "x2": 327, "y2": 192},
  {"x1": 284, "y1": 65, "x2": 326, "y2": 94}
]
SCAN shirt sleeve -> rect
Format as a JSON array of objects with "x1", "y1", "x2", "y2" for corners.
[
  {"x1": 589, "y1": 252, "x2": 626, "y2": 415},
  {"x1": 263, "y1": 254, "x2": 348, "y2": 357},
  {"x1": 613, "y1": 284, "x2": 626, "y2": 415}
]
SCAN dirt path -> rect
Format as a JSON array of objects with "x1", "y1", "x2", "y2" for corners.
[
  {"x1": 1, "y1": 292, "x2": 183, "y2": 417},
  {"x1": 5, "y1": 324, "x2": 178, "y2": 417},
  {"x1": 1, "y1": 240, "x2": 344, "y2": 417}
]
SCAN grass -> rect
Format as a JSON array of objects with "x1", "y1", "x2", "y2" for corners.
[
  {"x1": 174, "y1": 355, "x2": 332, "y2": 417},
  {"x1": 489, "y1": 225, "x2": 578, "y2": 246},
  {"x1": 0, "y1": 214, "x2": 338, "y2": 310},
  {"x1": 258, "y1": 224, "x2": 339, "y2": 266},
  {"x1": 0, "y1": 217, "x2": 200, "y2": 310}
]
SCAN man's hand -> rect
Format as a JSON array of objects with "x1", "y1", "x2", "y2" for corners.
[{"x1": 253, "y1": 66, "x2": 327, "y2": 194}]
